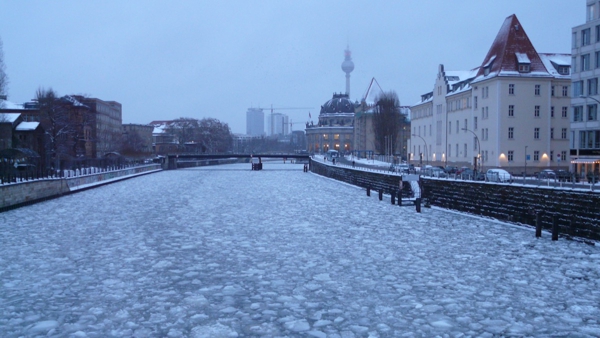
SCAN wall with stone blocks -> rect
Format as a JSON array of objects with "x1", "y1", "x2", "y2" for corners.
[{"x1": 309, "y1": 159, "x2": 600, "y2": 242}]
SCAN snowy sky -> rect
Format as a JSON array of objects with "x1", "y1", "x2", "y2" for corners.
[{"x1": 0, "y1": 0, "x2": 583, "y2": 133}]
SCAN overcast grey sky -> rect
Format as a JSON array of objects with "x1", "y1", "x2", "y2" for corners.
[{"x1": 0, "y1": 1, "x2": 584, "y2": 133}]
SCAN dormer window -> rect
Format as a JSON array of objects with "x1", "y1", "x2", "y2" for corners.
[
  {"x1": 558, "y1": 66, "x2": 570, "y2": 75},
  {"x1": 518, "y1": 64, "x2": 530, "y2": 73},
  {"x1": 516, "y1": 53, "x2": 531, "y2": 73},
  {"x1": 483, "y1": 55, "x2": 496, "y2": 76}
]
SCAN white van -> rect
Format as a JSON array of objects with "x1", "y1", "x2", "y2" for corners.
[
  {"x1": 325, "y1": 150, "x2": 339, "y2": 161},
  {"x1": 486, "y1": 168, "x2": 512, "y2": 183}
]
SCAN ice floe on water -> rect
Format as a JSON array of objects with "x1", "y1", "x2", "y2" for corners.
[{"x1": 1, "y1": 162, "x2": 600, "y2": 337}]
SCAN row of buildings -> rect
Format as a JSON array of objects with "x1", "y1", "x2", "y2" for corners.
[
  {"x1": 0, "y1": 95, "x2": 153, "y2": 170},
  {"x1": 302, "y1": 2, "x2": 600, "y2": 178}
]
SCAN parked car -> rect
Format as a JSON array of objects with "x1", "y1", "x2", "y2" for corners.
[
  {"x1": 555, "y1": 170, "x2": 574, "y2": 182},
  {"x1": 444, "y1": 166, "x2": 458, "y2": 174},
  {"x1": 537, "y1": 169, "x2": 556, "y2": 180},
  {"x1": 486, "y1": 168, "x2": 513, "y2": 183},
  {"x1": 389, "y1": 164, "x2": 410, "y2": 173},
  {"x1": 422, "y1": 167, "x2": 448, "y2": 178},
  {"x1": 586, "y1": 170, "x2": 600, "y2": 183},
  {"x1": 459, "y1": 168, "x2": 485, "y2": 181}
]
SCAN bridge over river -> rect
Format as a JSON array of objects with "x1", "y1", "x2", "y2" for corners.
[{"x1": 1, "y1": 162, "x2": 599, "y2": 337}]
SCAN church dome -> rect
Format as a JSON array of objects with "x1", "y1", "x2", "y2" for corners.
[{"x1": 320, "y1": 93, "x2": 356, "y2": 115}]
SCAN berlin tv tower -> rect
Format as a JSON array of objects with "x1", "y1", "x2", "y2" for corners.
[{"x1": 341, "y1": 45, "x2": 354, "y2": 97}]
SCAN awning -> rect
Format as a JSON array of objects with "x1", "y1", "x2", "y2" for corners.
[{"x1": 571, "y1": 158, "x2": 600, "y2": 164}]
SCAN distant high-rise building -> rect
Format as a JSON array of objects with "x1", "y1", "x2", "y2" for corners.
[
  {"x1": 246, "y1": 108, "x2": 264, "y2": 136},
  {"x1": 267, "y1": 112, "x2": 289, "y2": 136}
]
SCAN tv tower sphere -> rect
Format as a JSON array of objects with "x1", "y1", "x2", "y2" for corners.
[
  {"x1": 341, "y1": 46, "x2": 354, "y2": 96},
  {"x1": 341, "y1": 47, "x2": 354, "y2": 74}
]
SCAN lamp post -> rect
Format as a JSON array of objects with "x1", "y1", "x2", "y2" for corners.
[
  {"x1": 411, "y1": 134, "x2": 428, "y2": 165},
  {"x1": 461, "y1": 128, "x2": 481, "y2": 172},
  {"x1": 525, "y1": 145, "x2": 528, "y2": 177}
]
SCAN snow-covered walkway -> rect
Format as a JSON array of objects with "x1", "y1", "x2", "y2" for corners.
[{"x1": 1, "y1": 163, "x2": 599, "y2": 337}]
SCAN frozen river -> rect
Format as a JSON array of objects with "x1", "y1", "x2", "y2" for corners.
[{"x1": 1, "y1": 162, "x2": 600, "y2": 337}]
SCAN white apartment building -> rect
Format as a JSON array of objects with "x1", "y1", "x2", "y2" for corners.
[
  {"x1": 571, "y1": 0, "x2": 600, "y2": 178},
  {"x1": 411, "y1": 14, "x2": 571, "y2": 174}
]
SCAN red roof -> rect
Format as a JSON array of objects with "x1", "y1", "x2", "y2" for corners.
[{"x1": 475, "y1": 14, "x2": 549, "y2": 79}]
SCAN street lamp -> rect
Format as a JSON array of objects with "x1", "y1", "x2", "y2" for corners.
[
  {"x1": 461, "y1": 128, "x2": 481, "y2": 172},
  {"x1": 411, "y1": 134, "x2": 428, "y2": 165},
  {"x1": 525, "y1": 145, "x2": 528, "y2": 177}
]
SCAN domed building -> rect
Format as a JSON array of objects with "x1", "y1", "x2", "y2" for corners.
[{"x1": 305, "y1": 92, "x2": 357, "y2": 154}]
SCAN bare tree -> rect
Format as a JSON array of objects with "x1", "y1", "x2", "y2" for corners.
[
  {"x1": 372, "y1": 91, "x2": 402, "y2": 155},
  {"x1": 197, "y1": 118, "x2": 232, "y2": 153},
  {"x1": 37, "y1": 88, "x2": 75, "y2": 169},
  {"x1": 0, "y1": 36, "x2": 8, "y2": 108}
]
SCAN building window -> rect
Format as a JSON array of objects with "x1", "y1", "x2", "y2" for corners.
[
  {"x1": 573, "y1": 81, "x2": 584, "y2": 97},
  {"x1": 582, "y1": 54, "x2": 591, "y2": 71},
  {"x1": 508, "y1": 150, "x2": 514, "y2": 162},
  {"x1": 597, "y1": 25, "x2": 600, "y2": 42},
  {"x1": 535, "y1": 84, "x2": 541, "y2": 96},
  {"x1": 449, "y1": 121, "x2": 451, "y2": 134},
  {"x1": 596, "y1": 51, "x2": 600, "y2": 68},
  {"x1": 572, "y1": 56, "x2": 578, "y2": 73},
  {"x1": 464, "y1": 143, "x2": 467, "y2": 158},
  {"x1": 562, "y1": 86, "x2": 569, "y2": 96},
  {"x1": 534, "y1": 106, "x2": 540, "y2": 117},
  {"x1": 550, "y1": 151, "x2": 554, "y2": 162},
  {"x1": 474, "y1": 116, "x2": 478, "y2": 130},
  {"x1": 508, "y1": 127, "x2": 514, "y2": 139},
  {"x1": 562, "y1": 106, "x2": 568, "y2": 118},
  {"x1": 509, "y1": 84, "x2": 515, "y2": 95},
  {"x1": 562, "y1": 128, "x2": 567, "y2": 139},
  {"x1": 583, "y1": 28, "x2": 591, "y2": 46},
  {"x1": 474, "y1": 96, "x2": 478, "y2": 109},
  {"x1": 551, "y1": 128, "x2": 554, "y2": 139},
  {"x1": 534, "y1": 151, "x2": 540, "y2": 161},
  {"x1": 589, "y1": 104, "x2": 598, "y2": 121},
  {"x1": 589, "y1": 78, "x2": 599, "y2": 95},
  {"x1": 551, "y1": 106, "x2": 555, "y2": 118},
  {"x1": 534, "y1": 128, "x2": 540, "y2": 139},
  {"x1": 574, "y1": 106, "x2": 584, "y2": 121},
  {"x1": 573, "y1": 31, "x2": 578, "y2": 48},
  {"x1": 561, "y1": 151, "x2": 567, "y2": 161},
  {"x1": 551, "y1": 86, "x2": 555, "y2": 96},
  {"x1": 464, "y1": 119, "x2": 467, "y2": 131},
  {"x1": 518, "y1": 64, "x2": 530, "y2": 73},
  {"x1": 456, "y1": 120, "x2": 459, "y2": 133},
  {"x1": 448, "y1": 144, "x2": 451, "y2": 157}
]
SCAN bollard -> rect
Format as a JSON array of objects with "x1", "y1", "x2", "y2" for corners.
[
  {"x1": 535, "y1": 212, "x2": 542, "y2": 238},
  {"x1": 552, "y1": 215, "x2": 559, "y2": 241},
  {"x1": 398, "y1": 190, "x2": 402, "y2": 206},
  {"x1": 391, "y1": 191, "x2": 395, "y2": 205},
  {"x1": 415, "y1": 198, "x2": 421, "y2": 213},
  {"x1": 366, "y1": 186, "x2": 371, "y2": 196},
  {"x1": 378, "y1": 189, "x2": 383, "y2": 201}
]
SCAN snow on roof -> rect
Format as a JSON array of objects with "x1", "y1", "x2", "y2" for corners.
[
  {"x1": 473, "y1": 14, "x2": 550, "y2": 82},
  {"x1": 515, "y1": 52, "x2": 530, "y2": 64},
  {"x1": 0, "y1": 113, "x2": 21, "y2": 123},
  {"x1": 537, "y1": 53, "x2": 572, "y2": 79},
  {"x1": 0, "y1": 100, "x2": 24, "y2": 110},
  {"x1": 15, "y1": 121, "x2": 40, "y2": 131}
]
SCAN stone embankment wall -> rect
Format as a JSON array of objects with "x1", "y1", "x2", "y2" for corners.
[
  {"x1": 309, "y1": 159, "x2": 600, "y2": 242},
  {"x1": 1, "y1": 165, "x2": 161, "y2": 212}
]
